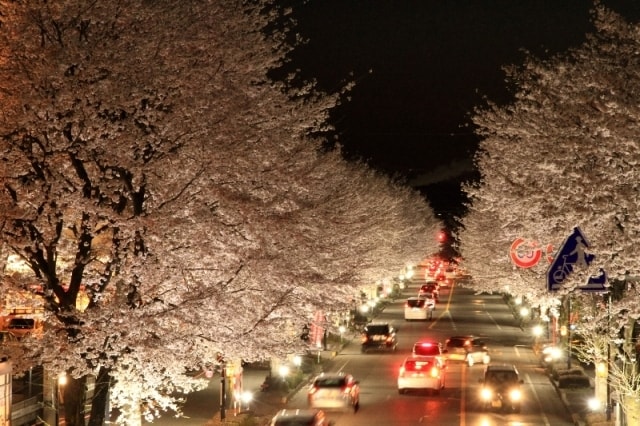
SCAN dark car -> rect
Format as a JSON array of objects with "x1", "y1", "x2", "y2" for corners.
[
  {"x1": 444, "y1": 335, "x2": 491, "y2": 366},
  {"x1": 478, "y1": 364, "x2": 524, "y2": 412},
  {"x1": 361, "y1": 323, "x2": 397, "y2": 353},
  {"x1": 6, "y1": 317, "x2": 42, "y2": 339}
]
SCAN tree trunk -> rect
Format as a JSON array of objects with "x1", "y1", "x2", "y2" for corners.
[
  {"x1": 88, "y1": 367, "x2": 111, "y2": 426},
  {"x1": 62, "y1": 375, "x2": 86, "y2": 426},
  {"x1": 623, "y1": 394, "x2": 640, "y2": 425}
]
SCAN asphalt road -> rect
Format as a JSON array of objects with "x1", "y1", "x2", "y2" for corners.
[{"x1": 285, "y1": 282, "x2": 577, "y2": 426}]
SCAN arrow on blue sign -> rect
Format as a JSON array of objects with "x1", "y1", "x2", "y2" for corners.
[{"x1": 546, "y1": 227, "x2": 607, "y2": 292}]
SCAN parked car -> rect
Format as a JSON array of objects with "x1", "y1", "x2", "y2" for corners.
[
  {"x1": 361, "y1": 323, "x2": 397, "y2": 353},
  {"x1": 418, "y1": 281, "x2": 439, "y2": 301},
  {"x1": 444, "y1": 335, "x2": 491, "y2": 366},
  {"x1": 270, "y1": 409, "x2": 333, "y2": 426},
  {"x1": 412, "y1": 340, "x2": 444, "y2": 358},
  {"x1": 478, "y1": 364, "x2": 524, "y2": 412},
  {"x1": 397, "y1": 356, "x2": 446, "y2": 394},
  {"x1": 6, "y1": 317, "x2": 42, "y2": 340},
  {"x1": 404, "y1": 296, "x2": 435, "y2": 321},
  {"x1": 307, "y1": 372, "x2": 360, "y2": 412}
]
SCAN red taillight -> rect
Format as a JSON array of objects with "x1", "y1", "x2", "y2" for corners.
[
  {"x1": 308, "y1": 385, "x2": 318, "y2": 395},
  {"x1": 386, "y1": 336, "x2": 394, "y2": 343},
  {"x1": 342, "y1": 385, "x2": 352, "y2": 394},
  {"x1": 361, "y1": 335, "x2": 368, "y2": 343},
  {"x1": 405, "y1": 302, "x2": 409, "y2": 308}
]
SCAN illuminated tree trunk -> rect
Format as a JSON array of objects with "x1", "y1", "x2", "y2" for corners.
[
  {"x1": 87, "y1": 367, "x2": 111, "y2": 426},
  {"x1": 622, "y1": 394, "x2": 640, "y2": 425},
  {"x1": 62, "y1": 375, "x2": 86, "y2": 426}
]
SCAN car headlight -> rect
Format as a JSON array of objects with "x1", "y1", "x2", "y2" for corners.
[
  {"x1": 509, "y1": 388, "x2": 522, "y2": 401},
  {"x1": 480, "y1": 388, "x2": 493, "y2": 401}
]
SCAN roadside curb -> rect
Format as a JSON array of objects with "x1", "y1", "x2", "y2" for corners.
[
  {"x1": 549, "y1": 376, "x2": 587, "y2": 426},
  {"x1": 502, "y1": 294, "x2": 593, "y2": 426}
]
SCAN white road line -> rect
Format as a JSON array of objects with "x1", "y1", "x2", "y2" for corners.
[
  {"x1": 336, "y1": 359, "x2": 350, "y2": 373},
  {"x1": 526, "y1": 372, "x2": 551, "y2": 426},
  {"x1": 485, "y1": 309, "x2": 502, "y2": 330}
]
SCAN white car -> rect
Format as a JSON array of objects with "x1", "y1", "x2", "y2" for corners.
[
  {"x1": 404, "y1": 296, "x2": 435, "y2": 321},
  {"x1": 270, "y1": 409, "x2": 332, "y2": 426},
  {"x1": 307, "y1": 372, "x2": 360, "y2": 412},
  {"x1": 444, "y1": 336, "x2": 491, "y2": 366},
  {"x1": 397, "y1": 356, "x2": 446, "y2": 394}
]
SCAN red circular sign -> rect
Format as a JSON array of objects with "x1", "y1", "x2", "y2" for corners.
[{"x1": 510, "y1": 238, "x2": 542, "y2": 268}]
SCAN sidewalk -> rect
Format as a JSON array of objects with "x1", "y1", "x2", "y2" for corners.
[
  {"x1": 545, "y1": 360, "x2": 595, "y2": 426},
  {"x1": 544, "y1": 358, "x2": 619, "y2": 426},
  {"x1": 503, "y1": 295, "x2": 606, "y2": 425},
  {"x1": 204, "y1": 347, "x2": 346, "y2": 426}
]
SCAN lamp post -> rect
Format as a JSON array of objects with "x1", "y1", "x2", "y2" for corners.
[
  {"x1": 57, "y1": 372, "x2": 68, "y2": 425},
  {"x1": 220, "y1": 362, "x2": 227, "y2": 421},
  {"x1": 567, "y1": 296, "x2": 573, "y2": 370},
  {"x1": 532, "y1": 324, "x2": 543, "y2": 354},
  {"x1": 239, "y1": 391, "x2": 253, "y2": 412},
  {"x1": 606, "y1": 291, "x2": 612, "y2": 421}
]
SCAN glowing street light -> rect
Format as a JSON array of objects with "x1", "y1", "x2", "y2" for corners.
[
  {"x1": 292, "y1": 355, "x2": 302, "y2": 368},
  {"x1": 240, "y1": 391, "x2": 253, "y2": 411},
  {"x1": 587, "y1": 397, "x2": 601, "y2": 411},
  {"x1": 339, "y1": 325, "x2": 346, "y2": 343},
  {"x1": 58, "y1": 372, "x2": 68, "y2": 386},
  {"x1": 278, "y1": 365, "x2": 290, "y2": 380}
]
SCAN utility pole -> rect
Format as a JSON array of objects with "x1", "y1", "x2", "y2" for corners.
[
  {"x1": 567, "y1": 296, "x2": 572, "y2": 370},
  {"x1": 220, "y1": 362, "x2": 226, "y2": 421},
  {"x1": 606, "y1": 290, "x2": 612, "y2": 421}
]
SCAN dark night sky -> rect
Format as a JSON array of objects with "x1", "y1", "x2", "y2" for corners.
[{"x1": 280, "y1": 0, "x2": 640, "y2": 221}]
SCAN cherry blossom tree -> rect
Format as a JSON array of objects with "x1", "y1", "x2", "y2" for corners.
[
  {"x1": 0, "y1": 0, "x2": 440, "y2": 424},
  {"x1": 459, "y1": 5, "x2": 640, "y2": 421}
]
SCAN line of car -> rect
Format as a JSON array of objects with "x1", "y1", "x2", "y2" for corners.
[
  {"x1": 270, "y1": 276, "x2": 523, "y2": 425},
  {"x1": 404, "y1": 279, "x2": 439, "y2": 321}
]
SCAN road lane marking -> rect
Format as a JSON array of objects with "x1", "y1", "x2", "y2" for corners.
[
  {"x1": 526, "y1": 372, "x2": 551, "y2": 426},
  {"x1": 484, "y1": 309, "x2": 502, "y2": 330},
  {"x1": 460, "y1": 360, "x2": 467, "y2": 426},
  {"x1": 336, "y1": 359, "x2": 350, "y2": 373},
  {"x1": 428, "y1": 281, "x2": 456, "y2": 329}
]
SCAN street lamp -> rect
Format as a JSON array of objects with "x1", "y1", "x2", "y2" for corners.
[
  {"x1": 532, "y1": 324, "x2": 543, "y2": 337},
  {"x1": 57, "y1": 372, "x2": 68, "y2": 425},
  {"x1": 293, "y1": 355, "x2": 302, "y2": 369},
  {"x1": 220, "y1": 362, "x2": 227, "y2": 421},
  {"x1": 239, "y1": 391, "x2": 253, "y2": 412},
  {"x1": 532, "y1": 324, "x2": 543, "y2": 354},
  {"x1": 278, "y1": 365, "x2": 289, "y2": 382},
  {"x1": 588, "y1": 397, "x2": 601, "y2": 411},
  {"x1": 339, "y1": 325, "x2": 346, "y2": 344}
]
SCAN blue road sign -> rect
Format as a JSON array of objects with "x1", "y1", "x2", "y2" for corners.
[{"x1": 546, "y1": 227, "x2": 607, "y2": 292}]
